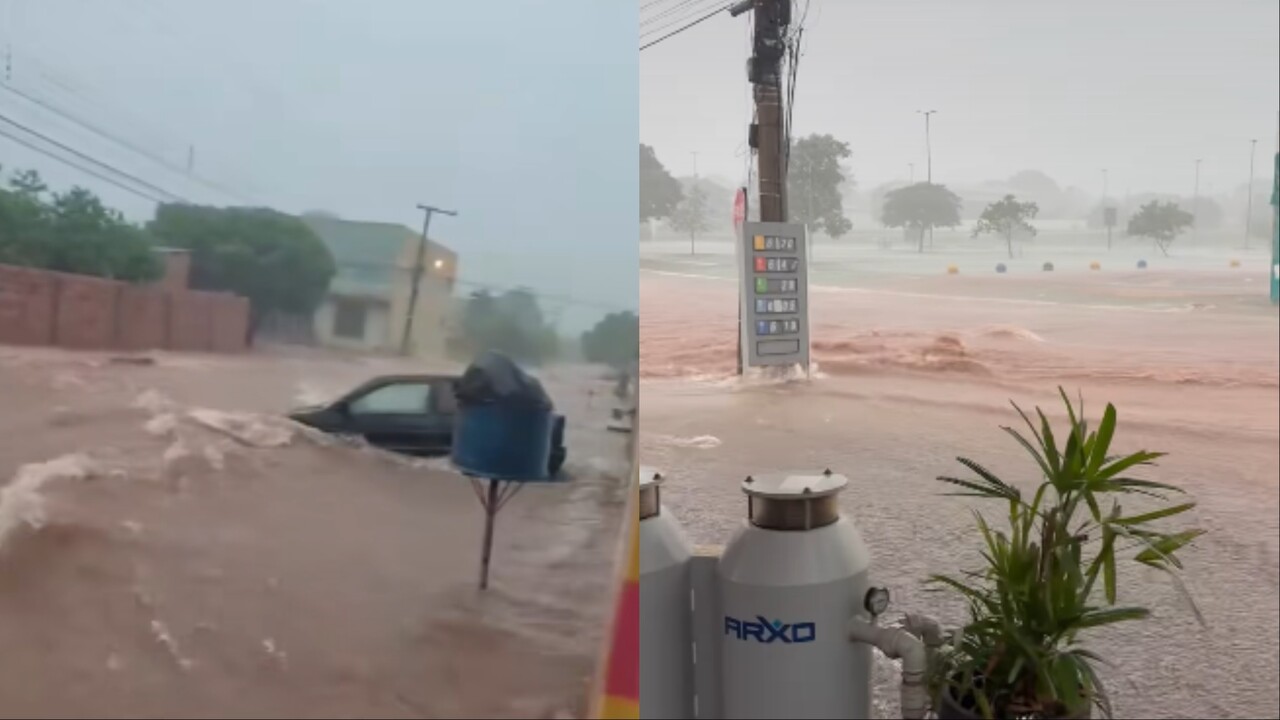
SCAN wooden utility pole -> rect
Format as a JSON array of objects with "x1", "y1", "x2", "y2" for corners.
[
  {"x1": 749, "y1": 0, "x2": 790, "y2": 223},
  {"x1": 401, "y1": 203, "x2": 457, "y2": 356}
]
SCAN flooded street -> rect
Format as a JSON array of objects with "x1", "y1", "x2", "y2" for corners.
[
  {"x1": 0, "y1": 346, "x2": 629, "y2": 719},
  {"x1": 639, "y1": 237, "x2": 1279, "y2": 719}
]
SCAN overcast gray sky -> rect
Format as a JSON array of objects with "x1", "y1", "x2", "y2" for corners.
[
  {"x1": 641, "y1": 0, "x2": 1279, "y2": 198},
  {"x1": 0, "y1": 0, "x2": 637, "y2": 331}
]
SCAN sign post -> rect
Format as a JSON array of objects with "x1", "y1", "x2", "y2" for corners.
[
  {"x1": 1103, "y1": 206, "x2": 1117, "y2": 250},
  {"x1": 739, "y1": 221, "x2": 810, "y2": 372},
  {"x1": 1271, "y1": 119, "x2": 1279, "y2": 305},
  {"x1": 734, "y1": 188, "x2": 748, "y2": 375}
]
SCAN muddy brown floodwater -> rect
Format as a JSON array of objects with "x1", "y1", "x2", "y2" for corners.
[
  {"x1": 640, "y1": 244, "x2": 1279, "y2": 719},
  {"x1": 0, "y1": 346, "x2": 629, "y2": 719}
]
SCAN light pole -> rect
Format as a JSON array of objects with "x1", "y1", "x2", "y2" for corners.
[
  {"x1": 690, "y1": 151, "x2": 699, "y2": 255},
  {"x1": 1193, "y1": 159, "x2": 1202, "y2": 242},
  {"x1": 1246, "y1": 139, "x2": 1257, "y2": 249},
  {"x1": 1101, "y1": 168, "x2": 1112, "y2": 249},
  {"x1": 916, "y1": 109, "x2": 937, "y2": 248},
  {"x1": 916, "y1": 110, "x2": 937, "y2": 183}
]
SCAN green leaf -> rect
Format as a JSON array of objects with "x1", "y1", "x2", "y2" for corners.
[
  {"x1": 937, "y1": 474, "x2": 1014, "y2": 500},
  {"x1": 1002, "y1": 425, "x2": 1053, "y2": 480},
  {"x1": 1103, "y1": 527, "x2": 1117, "y2": 604},
  {"x1": 1097, "y1": 451, "x2": 1166, "y2": 481},
  {"x1": 1112, "y1": 502, "x2": 1197, "y2": 527},
  {"x1": 1087, "y1": 403, "x2": 1118, "y2": 475},
  {"x1": 1134, "y1": 529, "x2": 1206, "y2": 567},
  {"x1": 1075, "y1": 606, "x2": 1150, "y2": 629},
  {"x1": 955, "y1": 457, "x2": 1022, "y2": 501},
  {"x1": 1036, "y1": 406, "x2": 1062, "y2": 476}
]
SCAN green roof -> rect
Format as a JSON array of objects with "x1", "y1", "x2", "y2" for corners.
[{"x1": 302, "y1": 215, "x2": 417, "y2": 299}]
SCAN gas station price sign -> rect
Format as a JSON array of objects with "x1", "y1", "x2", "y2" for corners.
[{"x1": 739, "y1": 221, "x2": 810, "y2": 369}]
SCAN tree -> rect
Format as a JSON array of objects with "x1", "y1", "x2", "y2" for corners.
[
  {"x1": 580, "y1": 311, "x2": 638, "y2": 369},
  {"x1": 0, "y1": 168, "x2": 160, "y2": 282},
  {"x1": 640, "y1": 144, "x2": 683, "y2": 223},
  {"x1": 148, "y1": 204, "x2": 335, "y2": 343},
  {"x1": 669, "y1": 182, "x2": 711, "y2": 252},
  {"x1": 972, "y1": 194, "x2": 1039, "y2": 258},
  {"x1": 879, "y1": 182, "x2": 963, "y2": 252},
  {"x1": 787, "y1": 134, "x2": 853, "y2": 239},
  {"x1": 1126, "y1": 200, "x2": 1193, "y2": 257},
  {"x1": 450, "y1": 288, "x2": 559, "y2": 365}
]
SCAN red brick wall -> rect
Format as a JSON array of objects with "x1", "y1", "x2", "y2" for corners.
[
  {"x1": 117, "y1": 286, "x2": 169, "y2": 351},
  {"x1": 168, "y1": 290, "x2": 214, "y2": 352},
  {"x1": 54, "y1": 273, "x2": 119, "y2": 349},
  {"x1": 0, "y1": 265, "x2": 57, "y2": 345},
  {"x1": 0, "y1": 263, "x2": 248, "y2": 354},
  {"x1": 210, "y1": 294, "x2": 250, "y2": 352}
]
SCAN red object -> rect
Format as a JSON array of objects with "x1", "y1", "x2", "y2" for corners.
[
  {"x1": 733, "y1": 187, "x2": 747, "y2": 236},
  {"x1": 754, "y1": 257, "x2": 766, "y2": 272}
]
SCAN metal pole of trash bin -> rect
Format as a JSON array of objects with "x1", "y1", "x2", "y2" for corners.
[
  {"x1": 471, "y1": 476, "x2": 526, "y2": 590},
  {"x1": 479, "y1": 479, "x2": 500, "y2": 590}
]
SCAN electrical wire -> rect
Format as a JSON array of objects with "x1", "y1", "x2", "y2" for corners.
[
  {"x1": 640, "y1": 0, "x2": 722, "y2": 32},
  {"x1": 0, "y1": 125, "x2": 168, "y2": 204},
  {"x1": 0, "y1": 111, "x2": 192, "y2": 203},
  {"x1": 640, "y1": 2, "x2": 730, "y2": 51},
  {"x1": 0, "y1": 80, "x2": 259, "y2": 205}
]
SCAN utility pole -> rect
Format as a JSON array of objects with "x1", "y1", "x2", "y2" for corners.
[
  {"x1": 917, "y1": 109, "x2": 937, "y2": 248},
  {"x1": 731, "y1": 0, "x2": 790, "y2": 378},
  {"x1": 1193, "y1": 159, "x2": 1202, "y2": 242},
  {"x1": 1246, "y1": 139, "x2": 1257, "y2": 249},
  {"x1": 908, "y1": 162, "x2": 915, "y2": 184},
  {"x1": 401, "y1": 204, "x2": 457, "y2": 356},
  {"x1": 187, "y1": 145, "x2": 195, "y2": 174},
  {"x1": 736, "y1": 0, "x2": 789, "y2": 223}
]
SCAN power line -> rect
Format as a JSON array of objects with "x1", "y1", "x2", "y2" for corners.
[
  {"x1": 0, "y1": 110, "x2": 192, "y2": 203},
  {"x1": 641, "y1": 0, "x2": 722, "y2": 31},
  {"x1": 0, "y1": 124, "x2": 168, "y2": 204},
  {"x1": 640, "y1": 3, "x2": 730, "y2": 51},
  {"x1": 0, "y1": 79, "x2": 258, "y2": 205}
]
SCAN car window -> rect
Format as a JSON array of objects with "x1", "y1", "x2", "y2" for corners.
[
  {"x1": 348, "y1": 382, "x2": 431, "y2": 415},
  {"x1": 434, "y1": 381, "x2": 459, "y2": 414}
]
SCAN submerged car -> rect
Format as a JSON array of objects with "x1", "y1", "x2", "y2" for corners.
[{"x1": 288, "y1": 373, "x2": 567, "y2": 476}]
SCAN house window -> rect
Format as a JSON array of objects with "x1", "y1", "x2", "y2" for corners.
[{"x1": 333, "y1": 299, "x2": 367, "y2": 339}]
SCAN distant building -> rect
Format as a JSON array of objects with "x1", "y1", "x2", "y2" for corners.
[{"x1": 302, "y1": 214, "x2": 458, "y2": 356}]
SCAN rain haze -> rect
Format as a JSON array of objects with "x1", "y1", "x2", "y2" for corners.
[
  {"x1": 640, "y1": 1, "x2": 1278, "y2": 719},
  {"x1": 0, "y1": 1, "x2": 637, "y2": 718},
  {"x1": 642, "y1": 0, "x2": 1279, "y2": 194}
]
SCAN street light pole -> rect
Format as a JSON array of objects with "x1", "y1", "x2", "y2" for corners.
[
  {"x1": 401, "y1": 203, "x2": 457, "y2": 356},
  {"x1": 690, "y1": 151, "x2": 699, "y2": 255},
  {"x1": 917, "y1": 109, "x2": 937, "y2": 249},
  {"x1": 917, "y1": 110, "x2": 937, "y2": 183},
  {"x1": 1193, "y1": 159, "x2": 1202, "y2": 242},
  {"x1": 1246, "y1": 139, "x2": 1257, "y2": 249}
]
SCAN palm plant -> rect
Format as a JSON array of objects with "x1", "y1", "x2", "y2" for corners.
[{"x1": 928, "y1": 388, "x2": 1205, "y2": 719}]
